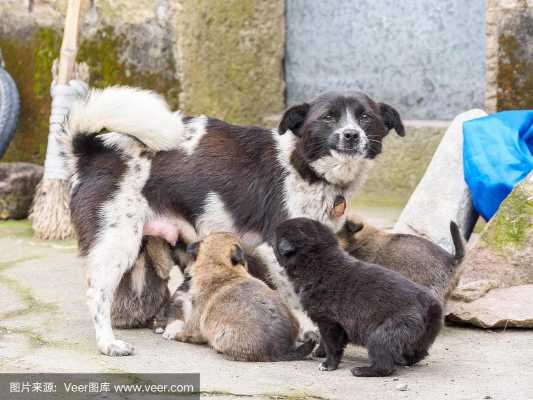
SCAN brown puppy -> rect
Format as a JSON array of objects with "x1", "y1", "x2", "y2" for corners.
[
  {"x1": 275, "y1": 218, "x2": 442, "y2": 377},
  {"x1": 164, "y1": 232, "x2": 316, "y2": 361},
  {"x1": 111, "y1": 237, "x2": 173, "y2": 330},
  {"x1": 337, "y1": 214, "x2": 465, "y2": 302}
]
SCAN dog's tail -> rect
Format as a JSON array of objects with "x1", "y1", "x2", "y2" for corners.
[
  {"x1": 443, "y1": 221, "x2": 467, "y2": 300},
  {"x1": 450, "y1": 221, "x2": 466, "y2": 264},
  {"x1": 276, "y1": 334, "x2": 318, "y2": 361},
  {"x1": 59, "y1": 86, "x2": 184, "y2": 168}
]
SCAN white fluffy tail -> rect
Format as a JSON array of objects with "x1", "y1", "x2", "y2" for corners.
[{"x1": 65, "y1": 86, "x2": 184, "y2": 151}]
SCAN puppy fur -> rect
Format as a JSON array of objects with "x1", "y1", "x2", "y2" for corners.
[
  {"x1": 166, "y1": 233, "x2": 316, "y2": 362},
  {"x1": 274, "y1": 218, "x2": 443, "y2": 377},
  {"x1": 111, "y1": 237, "x2": 173, "y2": 330},
  {"x1": 337, "y1": 214, "x2": 465, "y2": 303}
]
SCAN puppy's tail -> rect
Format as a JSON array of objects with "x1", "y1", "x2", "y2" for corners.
[
  {"x1": 276, "y1": 334, "x2": 317, "y2": 361},
  {"x1": 450, "y1": 221, "x2": 465, "y2": 264},
  {"x1": 59, "y1": 86, "x2": 184, "y2": 173},
  {"x1": 444, "y1": 221, "x2": 467, "y2": 300}
]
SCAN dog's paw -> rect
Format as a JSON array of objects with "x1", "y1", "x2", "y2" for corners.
[
  {"x1": 318, "y1": 361, "x2": 336, "y2": 371},
  {"x1": 313, "y1": 345, "x2": 326, "y2": 358},
  {"x1": 154, "y1": 327, "x2": 165, "y2": 334},
  {"x1": 162, "y1": 320, "x2": 184, "y2": 340},
  {"x1": 99, "y1": 339, "x2": 134, "y2": 357}
]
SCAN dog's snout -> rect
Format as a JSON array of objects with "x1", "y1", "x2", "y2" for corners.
[{"x1": 342, "y1": 129, "x2": 359, "y2": 141}]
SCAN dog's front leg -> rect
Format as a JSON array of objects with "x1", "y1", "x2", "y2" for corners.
[{"x1": 254, "y1": 243, "x2": 318, "y2": 340}]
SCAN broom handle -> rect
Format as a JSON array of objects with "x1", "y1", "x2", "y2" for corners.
[{"x1": 57, "y1": 0, "x2": 83, "y2": 84}]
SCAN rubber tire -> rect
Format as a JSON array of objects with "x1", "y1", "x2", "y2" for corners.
[{"x1": 0, "y1": 66, "x2": 20, "y2": 159}]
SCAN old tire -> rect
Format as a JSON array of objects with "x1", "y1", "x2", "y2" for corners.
[{"x1": 0, "y1": 66, "x2": 20, "y2": 159}]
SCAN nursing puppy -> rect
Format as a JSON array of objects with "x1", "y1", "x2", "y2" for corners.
[
  {"x1": 274, "y1": 218, "x2": 442, "y2": 377},
  {"x1": 165, "y1": 233, "x2": 316, "y2": 362},
  {"x1": 337, "y1": 215, "x2": 465, "y2": 302},
  {"x1": 62, "y1": 86, "x2": 404, "y2": 355},
  {"x1": 111, "y1": 237, "x2": 173, "y2": 330}
]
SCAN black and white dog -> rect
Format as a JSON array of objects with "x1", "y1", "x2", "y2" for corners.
[{"x1": 61, "y1": 87, "x2": 404, "y2": 356}]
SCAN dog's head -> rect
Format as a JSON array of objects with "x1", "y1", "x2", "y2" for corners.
[
  {"x1": 186, "y1": 232, "x2": 247, "y2": 277},
  {"x1": 278, "y1": 91, "x2": 404, "y2": 161},
  {"x1": 274, "y1": 218, "x2": 338, "y2": 273}
]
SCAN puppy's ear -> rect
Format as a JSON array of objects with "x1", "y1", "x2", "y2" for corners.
[
  {"x1": 345, "y1": 220, "x2": 364, "y2": 234},
  {"x1": 378, "y1": 103, "x2": 405, "y2": 137},
  {"x1": 278, "y1": 238, "x2": 296, "y2": 258},
  {"x1": 230, "y1": 244, "x2": 245, "y2": 266},
  {"x1": 278, "y1": 103, "x2": 310, "y2": 136},
  {"x1": 186, "y1": 241, "x2": 201, "y2": 262}
]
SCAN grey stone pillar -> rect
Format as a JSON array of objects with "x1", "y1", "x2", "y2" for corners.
[{"x1": 485, "y1": 0, "x2": 533, "y2": 112}]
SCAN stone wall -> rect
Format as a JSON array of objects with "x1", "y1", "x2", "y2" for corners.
[
  {"x1": 485, "y1": 0, "x2": 533, "y2": 112},
  {"x1": 285, "y1": 0, "x2": 486, "y2": 120},
  {"x1": 0, "y1": 0, "x2": 284, "y2": 163}
]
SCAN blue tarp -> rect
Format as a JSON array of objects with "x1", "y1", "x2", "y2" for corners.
[{"x1": 463, "y1": 110, "x2": 533, "y2": 221}]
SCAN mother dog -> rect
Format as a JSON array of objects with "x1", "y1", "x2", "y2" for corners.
[{"x1": 61, "y1": 87, "x2": 404, "y2": 356}]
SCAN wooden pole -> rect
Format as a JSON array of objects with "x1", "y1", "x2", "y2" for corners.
[{"x1": 57, "y1": 0, "x2": 83, "y2": 85}]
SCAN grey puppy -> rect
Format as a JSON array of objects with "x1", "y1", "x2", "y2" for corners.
[
  {"x1": 337, "y1": 214, "x2": 465, "y2": 303},
  {"x1": 274, "y1": 218, "x2": 443, "y2": 377},
  {"x1": 111, "y1": 237, "x2": 173, "y2": 330}
]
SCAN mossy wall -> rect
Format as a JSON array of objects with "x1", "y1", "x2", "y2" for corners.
[
  {"x1": 176, "y1": 0, "x2": 285, "y2": 125},
  {"x1": 0, "y1": 1, "x2": 181, "y2": 164}
]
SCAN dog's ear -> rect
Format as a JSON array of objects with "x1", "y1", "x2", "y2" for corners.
[
  {"x1": 378, "y1": 103, "x2": 405, "y2": 137},
  {"x1": 345, "y1": 220, "x2": 364, "y2": 235},
  {"x1": 278, "y1": 103, "x2": 310, "y2": 136},
  {"x1": 186, "y1": 241, "x2": 201, "y2": 262},
  {"x1": 278, "y1": 238, "x2": 296, "y2": 258},
  {"x1": 230, "y1": 244, "x2": 245, "y2": 267}
]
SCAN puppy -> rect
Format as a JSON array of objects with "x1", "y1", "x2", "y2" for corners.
[
  {"x1": 274, "y1": 218, "x2": 442, "y2": 377},
  {"x1": 111, "y1": 237, "x2": 173, "y2": 331},
  {"x1": 165, "y1": 232, "x2": 317, "y2": 362},
  {"x1": 337, "y1": 215, "x2": 465, "y2": 302}
]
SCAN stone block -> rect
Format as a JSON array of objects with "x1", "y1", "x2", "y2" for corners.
[
  {"x1": 176, "y1": 0, "x2": 285, "y2": 125},
  {"x1": 394, "y1": 110, "x2": 486, "y2": 252}
]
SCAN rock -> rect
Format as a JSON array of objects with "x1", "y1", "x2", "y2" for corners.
[
  {"x1": 447, "y1": 172, "x2": 533, "y2": 328},
  {"x1": 447, "y1": 285, "x2": 533, "y2": 328},
  {"x1": 393, "y1": 109, "x2": 486, "y2": 252},
  {"x1": 0, "y1": 162, "x2": 43, "y2": 220}
]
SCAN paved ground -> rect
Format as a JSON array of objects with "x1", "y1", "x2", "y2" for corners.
[{"x1": 1, "y1": 218, "x2": 532, "y2": 400}]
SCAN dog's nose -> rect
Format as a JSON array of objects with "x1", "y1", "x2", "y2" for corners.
[{"x1": 342, "y1": 129, "x2": 359, "y2": 141}]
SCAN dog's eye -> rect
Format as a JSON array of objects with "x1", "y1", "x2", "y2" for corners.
[
  {"x1": 359, "y1": 113, "x2": 371, "y2": 123},
  {"x1": 322, "y1": 114, "x2": 335, "y2": 123}
]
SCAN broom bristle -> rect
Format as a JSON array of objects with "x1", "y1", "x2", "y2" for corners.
[{"x1": 29, "y1": 179, "x2": 75, "y2": 240}]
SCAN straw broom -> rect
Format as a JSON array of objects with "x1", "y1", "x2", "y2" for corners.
[{"x1": 30, "y1": 0, "x2": 86, "y2": 240}]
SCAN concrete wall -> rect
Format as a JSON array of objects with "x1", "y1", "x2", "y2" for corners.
[{"x1": 285, "y1": 0, "x2": 486, "y2": 120}]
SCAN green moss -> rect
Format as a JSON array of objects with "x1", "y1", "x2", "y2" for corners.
[
  {"x1": 496, "y1": 13, "x2": 533, "y2": 110},
  {"x1": 1, "y1": 27, "x2": 61, "y2": 164},
  {"x1": 78, "y1": 27, "x2": 180, "y2": 109},
  {"x1": 483, "y1": 183, "x2": 533, "y2": 251},
  {"x1": 1, "y1": 25, "x2": 180, "y2": 163},
  {"x1": 0, "y1": 273, "x2": 57, "y2": 320},
  {"x1": 179, "y1": 0, "x2": 284, "y2": 124}
]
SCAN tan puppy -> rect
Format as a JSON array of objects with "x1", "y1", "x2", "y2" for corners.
[
  {"x1": 337, "y1": 214, "x2": 465, "y2": 302},
  {"x1": 164, "y1": 233, "x2": 316, "y2": 362}
]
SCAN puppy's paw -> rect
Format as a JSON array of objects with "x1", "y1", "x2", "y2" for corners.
[
  {"x1": 313, "y1": 344, "x2": 326, "y2": 358},
  {"x1": 162, "y1": 320, "x2": 184, "y2": 340},
  {"x1": 351, "y1": 366, "x2": 394, "y2": 377},
  {"x1": 318, "y1": 361, "x2": 337, "y2": 371},
  {"x1": 99, "y1": 339, "x2": 134, "y2": 357},
  {"x1": 154, "y1": 327, "x2": 164, "y2": 334}
]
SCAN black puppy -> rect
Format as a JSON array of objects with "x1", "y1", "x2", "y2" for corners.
[{"x1": 274, "y1": 218, "x2": 443, "y2": 377}]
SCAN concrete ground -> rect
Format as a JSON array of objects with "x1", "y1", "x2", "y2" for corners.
[{"x1": 1, "y1": 216, "x2": 532, "y2": 400}]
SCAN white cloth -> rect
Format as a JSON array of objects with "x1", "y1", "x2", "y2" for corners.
[{"x1": 43, "y1": 80, "x2": 89, "y2": 180}]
